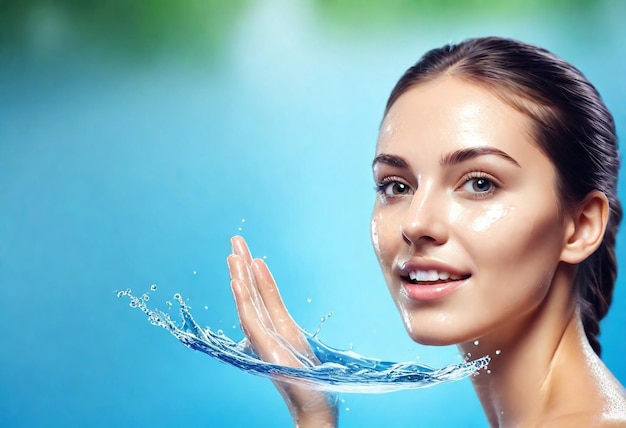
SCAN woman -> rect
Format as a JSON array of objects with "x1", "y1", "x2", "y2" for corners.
[{"x1": 227, "y1": 37, "x2": 626, "y2": 427}]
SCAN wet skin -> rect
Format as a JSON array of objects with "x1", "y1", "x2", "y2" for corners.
[
  {"x1": 229, "y1": 75, "x2": 626, "y2": 427},
  {"x1": 371, "y1": 75, "x2": 569, "y2": 349},
  {"x1": 370, "y1": 76, "x2": 626, "y2": 426}
]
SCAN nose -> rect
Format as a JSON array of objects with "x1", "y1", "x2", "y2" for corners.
[{"x1": 400, "y1": 182, "x2": 448, "y2": 247}]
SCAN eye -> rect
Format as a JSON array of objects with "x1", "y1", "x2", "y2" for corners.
[
  {"x1": 460, "y1": 173, "x2": 499, "y2": 196},
  {"x1": 375, "y1": 179, "x2": 413, "y2": 198}
]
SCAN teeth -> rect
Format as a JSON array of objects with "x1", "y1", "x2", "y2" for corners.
[
  {"x1": 417, "y1": 270, "x2": 439, "y2": 281},
  {"x1": 407, "y1": 270, "x2": 463, "y2": 282}
]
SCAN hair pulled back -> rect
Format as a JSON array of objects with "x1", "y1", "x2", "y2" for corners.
[{"x1": 385, "y1": 36, "x2": 622, "y2": 356}]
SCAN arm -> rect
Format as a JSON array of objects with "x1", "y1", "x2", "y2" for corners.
[{"x1": 228, "y1": 236, "x2": 338, "y2": 427}]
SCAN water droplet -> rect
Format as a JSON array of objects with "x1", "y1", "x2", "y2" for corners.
[
  {"x1": 129, "y1": 298, "x2": 139, "y2": 308},
  {"x1": 141, "y1": 293, "x2": 150, "y2": 301},
  {"x1": 150, "y1": 284, "x2": 157, "y2": 291},
  {"x1": 241, "y1": 218, "x2": 246, "y2": 223},
  {"x1": 238, "y1": 227, "x2": 242, "y2": 231},
  {"x1": 193, "y1": 271, "x2": 197, "y2": 275},
  {"x1": 262, "y1": 255, "x2": 267, "y2": 260},
  {"x1": 306, "y1": 297, "x2": 312, "y2": 303},
  {"x1": 495, "y1": 349, "x2": 501, "y2": 355},
  {"x1": 166, "y1": 301, "x2": 172, "y2": 307},
  {"x1": 486, "y1": 369, "x2": 492, "y2": 374},
  {"x1": 349, "y1": 343, "x2": 354, "y2": 350},
  {"x1": 173, "y1": 293, "x2": 181, "y2": 300},
  {"x1": 217, "y1": 329, "x2": 224, "y2": 336},
  {"x1": 467, "y1": 352, "x2": 472, "y2": 358},
  {"x1": 473, "y1": 340, "x2": 480, "y2": 346},
  {"x1": 204, "y1": 305, "x2": 208, "y2": 310},
  {"x1": 232, "y1": 324, "x2": 237, "y2": 329},
  {"x1": 345, "y1": 407, "x2": 350, "y2": 412},
  {"x1": 116, "y1": 291, "x2": 125, "y2": 298}
]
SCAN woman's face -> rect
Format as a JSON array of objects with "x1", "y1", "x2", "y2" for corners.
[{"x1": 371, "y1": 76, "x2": 571, "y2": 347}]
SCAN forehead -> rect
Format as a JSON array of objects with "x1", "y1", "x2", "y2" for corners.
[{"x1": 376, "y1": 76, "x2": 540, "y2": 164}]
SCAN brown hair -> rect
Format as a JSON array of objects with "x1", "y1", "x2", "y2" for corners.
[{"x1": 385, "y1": 36, "x2": 622, "y2": 356}]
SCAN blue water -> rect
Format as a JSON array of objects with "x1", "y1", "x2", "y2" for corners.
[{"x1": 119, "y1": 286, "x2": 489, "y2": 393}]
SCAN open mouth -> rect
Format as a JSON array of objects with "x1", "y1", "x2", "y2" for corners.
[{"x1": 402, "y1": 270, "x2": 471, "y2": 285}]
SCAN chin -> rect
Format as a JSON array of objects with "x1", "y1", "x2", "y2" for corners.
[{"x1": 403, "y1": 319, "x2": 474, "y2": 347}]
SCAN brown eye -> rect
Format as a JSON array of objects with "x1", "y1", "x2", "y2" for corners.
[{"x1": 384, "y1": 181, "x2": 411, "y2": 196}]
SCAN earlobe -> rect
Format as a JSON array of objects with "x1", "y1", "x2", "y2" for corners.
[{"x1": 560, "y1": 191, "x2": 609, "y2": 264}]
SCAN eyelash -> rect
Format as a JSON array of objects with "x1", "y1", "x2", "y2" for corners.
[
  {"x1": 459, "y1": 171, "x2": 500, "y2": 198},
  {"x1": 374, "y1": 171, "x2": 501, "y2": 199},
  {"x1": 374, "y1": 176, "x2": 412, "y2": 199}
]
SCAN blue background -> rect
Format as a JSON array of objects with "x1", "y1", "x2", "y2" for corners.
[{"x1": 1, "y1": 1, "x2": 624, "y2": 426}]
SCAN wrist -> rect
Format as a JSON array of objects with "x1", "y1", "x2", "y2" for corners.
[
  {"x1": 293, "y1": 394, "x2": 338, "y2": 428},
  {"x1": 294, "y1": 410, "x2": 337, "y2": 428}
]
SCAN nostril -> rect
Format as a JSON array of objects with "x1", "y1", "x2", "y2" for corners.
[{"x1": 402, "y1": 230, "x2": 439, "y2": 246}]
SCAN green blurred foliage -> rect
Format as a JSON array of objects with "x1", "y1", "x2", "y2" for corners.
[
  {"x1": 314, "y1": 0, "x2": 601, "y2": 26},
  {"x1": 0, "y1": 0, "x2": 604, "y2": 62},
  {"x1": 0, "y1": 0, "x2": 247, "y2": 61}
]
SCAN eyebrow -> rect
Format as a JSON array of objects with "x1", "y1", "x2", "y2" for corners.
[
  {"x1": 372, "y1": 146, "x2": 521, "y2": 170},
  {"x1": 441, "y1": 146, "x2": 521, "y2": 168},
  {"x1": 371, "y1": 153, "x2": 410, "y2": 169}
]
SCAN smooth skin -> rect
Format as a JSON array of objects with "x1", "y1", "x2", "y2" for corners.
[
  {"x1": 228, "y1": 76, "x2": 626, "y2": 427},
  {"x1": 228, "y1": 238, "x2": 337, "y2": 427},
  {"x1": 371, "y1": 76, "x2": 626, "y2": 427}
]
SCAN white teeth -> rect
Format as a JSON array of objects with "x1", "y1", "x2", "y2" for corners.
[
  {"x1": 407, "y1": 270, "x2": 462, "y2": 282},
  {"x1": 417, "y1": 270, "x2": 438, "y2": 281}
]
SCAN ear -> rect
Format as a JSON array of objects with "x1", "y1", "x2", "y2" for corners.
[{"x1": 560, "y1": 190, "x2": 609, "y2": 264}]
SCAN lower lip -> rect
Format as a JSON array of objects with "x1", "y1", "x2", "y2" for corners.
[{"x1": 401, "y1": 278, "x2": 468, "y2": 301}]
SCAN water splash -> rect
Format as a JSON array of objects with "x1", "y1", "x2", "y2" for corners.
[{"x1": 118, "y1": 287, "x2": 490, "y2": 393}]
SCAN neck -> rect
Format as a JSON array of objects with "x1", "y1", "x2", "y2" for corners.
[{"x1": 458, "y1": 265, "x2": 586, "y2": 427}]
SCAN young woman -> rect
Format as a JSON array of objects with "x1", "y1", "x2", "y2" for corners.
[{"x1": 227, "y1": 37, "x2": 626, "y2": 427}]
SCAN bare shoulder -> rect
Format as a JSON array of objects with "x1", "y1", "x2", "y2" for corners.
[
  {"x1": 543, "y1": 390, "x2": 626, "y2": 428},
  {"x1": 543, "y1": 411, "x2": 626, "y2": 428}
]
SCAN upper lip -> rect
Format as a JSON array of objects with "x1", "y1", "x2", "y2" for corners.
[{"x1": 396, "y1": 258, "x2": 471, "y2": 279}]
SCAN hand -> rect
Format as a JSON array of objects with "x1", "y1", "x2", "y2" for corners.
[{"x1": 228, "y1": 236, "x2": 338, "y2": 428}]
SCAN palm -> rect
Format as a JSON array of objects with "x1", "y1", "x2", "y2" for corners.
[{"x1": 228, "y1": 236, "x2": 337, "y2": 427}]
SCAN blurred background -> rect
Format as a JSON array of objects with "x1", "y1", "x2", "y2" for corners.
[{"x1": 1, "y1": 0, "x2": 624, "y2": 426}]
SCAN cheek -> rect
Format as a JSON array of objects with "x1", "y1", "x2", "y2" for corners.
[
  {"x1": 458, "y1": 200, "x2": 564, "y2": 273},
  {"x1": 370, "y1": 208, "x2": 400, "y2": 265},
  {"x1": 468, "y1": 204, "x2": 511, "y2": 233},
  {"x1": 449, "y1": 201, "x2": 514, "y2": 236},
  {"x1": 370, "y1": 212, "x2": 382, "y2": 257}
]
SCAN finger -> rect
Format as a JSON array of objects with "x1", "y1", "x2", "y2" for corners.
[
  {"x1": 227, "y1": 254, "x2": 246, "y2": 281},
  {"x1": 251, "y1": 259, "x2": 315, "y2": 360},
  {"x1": 230, "y1": 237, "x2": 257, "y2": 294},
  {"x1": 251, "y1": 258, "x2": 294, "y2": 325},
  {"x1": 231, "y1": 278, "x2": 303, "y2": 367},
  {"x1": 228, "y1": 254, "x2": 276, "y2": 332},
  {"x1": 228, "y1": 254, "x2": 260, "y2": 303},
  {"x1": 231, "y1": 236, "x2": 253, "y2": 266}
]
